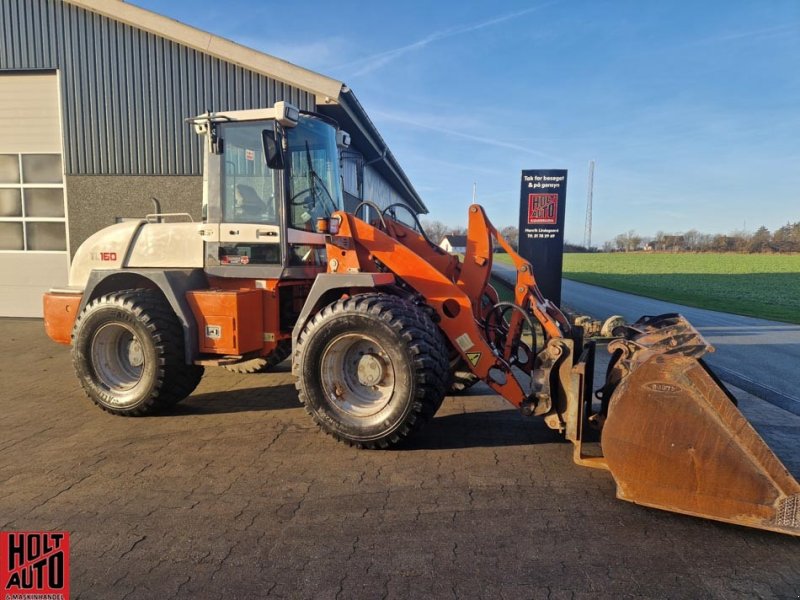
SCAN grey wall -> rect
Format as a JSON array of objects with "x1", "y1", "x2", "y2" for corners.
[
  {"x1": 65, "y1": 175, "x2": 202, "y2": 256},
  {"x1": 0, "y1": 0, "x2": 316, "y2": 176},
  {"x1": 363, "y1": 165, "x2": 407, "y2": 210}
]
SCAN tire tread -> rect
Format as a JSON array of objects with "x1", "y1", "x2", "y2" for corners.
[{"x1": 72, "y1": 289, "x2": 203, "y2": 416}]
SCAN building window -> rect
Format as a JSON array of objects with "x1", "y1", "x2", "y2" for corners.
[{"x1": 0, "y1": 154, "x2": 66, "y2": 252}]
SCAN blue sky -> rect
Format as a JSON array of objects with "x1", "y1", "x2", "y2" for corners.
[{"x1": 135, "y1": 0, "x2": 799, "y2": 245}]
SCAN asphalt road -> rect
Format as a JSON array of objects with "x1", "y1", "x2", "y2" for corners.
[
  {"x1": 1, "y1": 318, "x2": 799, "y2": 599},
  {"x1": 560, "y1": 279, "x2": 800, "y2": 416}
]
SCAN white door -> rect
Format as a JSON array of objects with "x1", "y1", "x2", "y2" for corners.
[
  {"x1": 0, "y1": 72, "x2": 69, "y2": 317},
  {"x1": 217, "y1": 122, "x2": 282, "y2": 267}
]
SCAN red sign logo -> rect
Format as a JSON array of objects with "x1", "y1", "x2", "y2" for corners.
[
  {"x1": 527, "y1": 194, "x2": 558, "y2": 225},
  {"x1": 1, "y1": 531, "x2": 70, "y2": 599}
]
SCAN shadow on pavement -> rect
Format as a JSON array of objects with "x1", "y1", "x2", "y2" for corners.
[
  {"x1": 169, "y1": 384, "x2": 302, "y2": 414},
  {"x1": 405, "y1": 410, "x2": 565, "y2": 450}
]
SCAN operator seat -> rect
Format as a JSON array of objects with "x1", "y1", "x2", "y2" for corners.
[{"x1": 234, "y1": 184, "x2": 272, "y2": 221}]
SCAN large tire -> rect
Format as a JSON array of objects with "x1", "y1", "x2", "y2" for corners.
[
  {"x1": 72, "y1": 289, "x2": 204, "y2": 416},
  {"x1": 222, "y1": 340, "x2": 291, "y2": 374},
  {"x1": 294, "y1": 294, "x2": 448, "y2": 448}
]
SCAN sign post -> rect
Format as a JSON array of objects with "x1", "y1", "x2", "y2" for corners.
[{"x1": 517, "y1": 169, "x2": 568, "y2": 306}]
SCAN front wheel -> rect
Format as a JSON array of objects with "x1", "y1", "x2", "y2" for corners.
[
  {"x1": 294, "y1": 294, "x2": 448, "y2": 448},
  {"x1": 72, "y1": 289, "x2": 204, "y2": 416}
]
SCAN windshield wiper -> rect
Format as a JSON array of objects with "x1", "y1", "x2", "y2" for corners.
[{"x1": 304, "y1": 141, "x2": 337, "y2": 215}]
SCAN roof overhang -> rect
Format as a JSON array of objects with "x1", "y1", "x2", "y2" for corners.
[
  {"x1": 63, "y1": 0, "x2": 344, "y2": 102},
  {"x1": 319, "y1": 89, "x2": 427, "y2": 214}
]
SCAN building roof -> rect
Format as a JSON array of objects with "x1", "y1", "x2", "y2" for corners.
[
  {"x1": 442, "y1": 235, "x2": 468, "y2": 247},
  {"x1": 63, "y1": 0, "x2": 427, "y2": 214}
]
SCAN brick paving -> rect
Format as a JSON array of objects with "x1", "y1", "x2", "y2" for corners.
[{"x1": 0, "y1": 318, "x2": 798, "y2": 599}]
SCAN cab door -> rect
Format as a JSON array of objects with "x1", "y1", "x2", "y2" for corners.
[{"x1": 213, "y1": 121, "x2": 283, "y2": 275}]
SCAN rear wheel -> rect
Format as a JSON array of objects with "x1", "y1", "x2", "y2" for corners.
[
  {"x1": 294, "y1": 294, "x2": 448, "y2": 448},
  {"x1": 223, "y1": 340, "x2": 291, "y2": 374},
  {"x1": 72, "y1": 289, "x2": 204, "y2": 416}
]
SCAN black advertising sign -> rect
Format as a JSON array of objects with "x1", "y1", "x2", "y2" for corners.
[{"x1": 517, "y1": 169, "x2": 568, "y2": 306}]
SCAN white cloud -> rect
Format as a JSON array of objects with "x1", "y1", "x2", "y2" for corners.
[
  {"x1": 372, "y1": 108, "x2": 559, "y2": 160},
  {"x1": 336, "y1": 4, "x2": 555, "y2": 77},
  {"x1": 240, "y1": 36, "x2": 352, "y2": 73},
  {"x1": 688, "y1": 23, "x2": 799, "y2": 46}
]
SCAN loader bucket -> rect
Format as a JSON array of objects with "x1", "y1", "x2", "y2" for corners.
[{"x1": 599, "y1": 314, "x2": 800, "y2": 536}]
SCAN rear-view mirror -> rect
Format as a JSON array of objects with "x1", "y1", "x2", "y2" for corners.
[{"x1": 262, "y1": 124, "x2": 284, "y2": 170}]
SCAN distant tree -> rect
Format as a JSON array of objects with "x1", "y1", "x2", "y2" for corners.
[
  {"x1": 711, "y1": 234, "x2": 734, "y2": 252},
  {"x1": 421, "y1": 220, "x2": 449, "y2": 245},
  {"x1": 684, "y1": 229, "x2": 704, "y2": 251},
  {"x1": 772, "y1": 222, "x2": 800, "y2": 253},
  {"x1": 727, "y1": 230, "x2": 751, "y2": 252},
  {"x1": 748, "y1": 226, "x2": 772, "y2": 253},
  {"x1": 697, "y1": 233, "x2": 714, "y2": 251},
  {"x1": 614, "y1": 230, "x2": 642, "y2": 252},
  {"x1": 499, "y1": 225, "x2": 519, "y2": 251},
  {"x1": 602, "y1": 241, "x2": 615, "y2": 253},
  {"x1": 653, "y1": 230, "x2": 666, "y2": 251},
  {"x1": 564, "y1": 242, "x2": 590, "y2": 252}
]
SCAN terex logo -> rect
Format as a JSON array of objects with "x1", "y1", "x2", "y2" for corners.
[{"x1": 90, "y1": 251, "x2": 117, "y2": 261}]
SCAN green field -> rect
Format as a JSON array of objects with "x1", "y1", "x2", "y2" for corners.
[{"x1": 495, "y1": 252, "x2": 800, "y2": 323}]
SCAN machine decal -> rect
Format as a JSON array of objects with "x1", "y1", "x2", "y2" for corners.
[
  {"x1": 90, "y1": 251, "x2": 118, "y2": 261},
  {"x1": 466, "y1": 352, "x2": 481, "y2": 367},
  {"x1": 455, "y1": 333, "x2": 474, "y2": 351},
  {"x1": 205, "y1": 325, "x2": 222, "y2": 340},
  {"x1": 220, "y1": 255, "x2": 249, "y2": 265}
]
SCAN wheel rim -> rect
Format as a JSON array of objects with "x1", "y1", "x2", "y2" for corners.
[
  {"x1": 90, "y1": 322, "x2": 145, "y2": 392},
  {"x1": 320, "y1": 333, "x2": 395, "y2": 418}
]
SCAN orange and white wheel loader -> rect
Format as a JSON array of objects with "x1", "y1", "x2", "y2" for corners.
[{"x1": 43, "y1": 102, "x2": 799, "y2": 537}]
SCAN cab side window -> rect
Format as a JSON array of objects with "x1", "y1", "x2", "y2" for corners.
[{"x1": 221, "y1": 123, "x2": 278, "y2": 225}]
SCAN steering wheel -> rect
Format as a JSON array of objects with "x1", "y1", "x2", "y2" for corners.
[{"x1": 290, "y1": 187, "x2": 314, "y2": 206}]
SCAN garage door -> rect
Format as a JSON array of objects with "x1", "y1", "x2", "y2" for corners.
[{"x1": 0, "y1": 72, "x2": 69, "y2": 317}]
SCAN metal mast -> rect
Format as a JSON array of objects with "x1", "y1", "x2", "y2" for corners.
[{"x1": 583, "y1": 160, "x2": 595, "y2": 250}]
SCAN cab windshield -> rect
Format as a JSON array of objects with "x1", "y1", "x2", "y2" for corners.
[{"x1": 286, "y1": 116, "x2": 343, "y2": 230}]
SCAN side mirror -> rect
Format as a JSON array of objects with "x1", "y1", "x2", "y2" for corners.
[{"x1": 262, "y1": 124, "x2": 284, "y2": 170}]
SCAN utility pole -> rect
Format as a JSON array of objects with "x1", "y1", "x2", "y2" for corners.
[
  {"x1": 472, "y1": 181, "x2": 477, "y2": 204},
  {"x1": 583, "y1": 160, "x2": 595, "y2": 250}
]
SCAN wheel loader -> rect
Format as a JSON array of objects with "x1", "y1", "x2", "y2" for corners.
[{"x1": 43, "y1": 101, "x2": 799, "y2": 537}]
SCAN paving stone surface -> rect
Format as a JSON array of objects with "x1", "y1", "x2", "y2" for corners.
[{"x1": 1, "y1": 318, "x2": 798, "y2": 599}]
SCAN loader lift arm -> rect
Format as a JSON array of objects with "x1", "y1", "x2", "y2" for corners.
[
  {"x1": 327, "y1": 205, "x2": 800, "y2": 537},
  {"x1": 326, "y1": 204, "x2": 578, "y2": 420}
]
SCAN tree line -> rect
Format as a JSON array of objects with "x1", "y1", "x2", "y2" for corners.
[
  {"x1": 422, "y1": 219, "x2": 800, "y2": 254},
  {"x1": 606, "y1": 221, "x2": 800, "y2": 253},
  {"x1": 422, "y1": 220, "x2": 520, "y2": 251}
]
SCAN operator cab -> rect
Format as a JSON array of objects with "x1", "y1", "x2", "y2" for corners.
[{"x1": 191, "y1": 101, "x2": 347, "y2": 278}]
